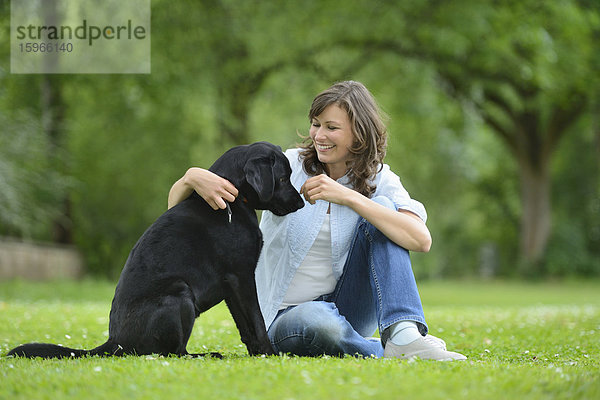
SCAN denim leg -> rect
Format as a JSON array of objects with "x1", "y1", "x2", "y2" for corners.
[
  {"x1": 267, "y1": 206, "x2": 428, "y2": 357},
  {"x1": 329, "y1": 216, "x2": 428, "y2": 340},
  {"x1": 267, "y1": 301, "x2": 382, "y2": 358}
]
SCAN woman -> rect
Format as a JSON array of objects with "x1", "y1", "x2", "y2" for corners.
[{"x1": 168, "y1": 81, "x2": 466, "y2": 361}]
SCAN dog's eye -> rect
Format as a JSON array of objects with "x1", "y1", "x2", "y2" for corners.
[{"x1": 279, "y1": 177, "x2": 287, "y2": 183}]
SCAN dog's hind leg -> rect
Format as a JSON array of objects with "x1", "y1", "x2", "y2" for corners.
[
  {"x1": 143, "y1": 291, "x2": 197, "y2": 356},
  {"x1": 161, "y1": 294, "x2": 223, "y2": 359},
  {"x1": 224, "y1": 272, "x2": 276, "y2": 356}
]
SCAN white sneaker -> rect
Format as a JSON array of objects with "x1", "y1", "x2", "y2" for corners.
[
  {"x1": 422, "y1": 334, "x2": 446, "y2": 350},
  {"x1": 366, "y1": 334, "x2": 446, "y2": 349},
  {"x1": 383, "y1": 337, "x2": 467, "y2": 361}
]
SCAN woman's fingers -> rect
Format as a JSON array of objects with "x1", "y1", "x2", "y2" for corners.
[
  {"x1": 208, "y1": 180, "x2": 238, "y2": 210},
  {"x1": 301, "y1": 174, "x2": 342, "y2": 205},
  {"x1": 300, "y1": 178, "x2": 319, "y2": 204},
  {"x1": 221, "y1": 180, "x2": 239, "y2": 201},
  {"x1": 186, "y1": 168, "x2": 239, "y2": 210}
]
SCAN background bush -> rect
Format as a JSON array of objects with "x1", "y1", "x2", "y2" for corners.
[{"x1": 0, "y1": 0, "x2": 598, "y2": 278}]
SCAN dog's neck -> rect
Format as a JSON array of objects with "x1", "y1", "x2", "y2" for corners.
[
  {"x1": 209, "y1": 149, "x2": 260, "y2": 212},
  {"x1": 225, "y1": 196, "x2": 249, "y2": 224},
  {"x1": 209, "y1": 146, "x2": 247, "y2": 186}
]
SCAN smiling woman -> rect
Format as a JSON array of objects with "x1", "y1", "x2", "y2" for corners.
[
  {"x1": 300, "y1": 81, "x2": 387, "y2": 198},
  {"x1": 169, "y1": 80, "x2": 462, "y2": 361},
  {"x1": 308, "y1": 105, "x2": 355, "y2": 180}
]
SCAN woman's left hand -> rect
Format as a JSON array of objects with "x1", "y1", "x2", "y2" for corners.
[
  {"x1": 300, "y1": 174, "x2": 356, "y2": 206},
  {"x1": 301, "y1": 174, "x2": 432, "y2": 252}
]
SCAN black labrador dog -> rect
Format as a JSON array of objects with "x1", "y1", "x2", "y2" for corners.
[{"x1": 8, "y1": 142, "x2": 304, "y2": 358}]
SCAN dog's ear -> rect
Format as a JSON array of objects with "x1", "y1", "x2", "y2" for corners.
[{"x1": 243, "y1": 156, "x2": 275, "y2": 202}]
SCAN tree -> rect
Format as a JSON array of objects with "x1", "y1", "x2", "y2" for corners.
[
  {"x1": 190, "y1": 0, "x2": 353, "y2": 145},
  {"x1": 336, "y1": 0, "x2": 600, "y2": 272}
]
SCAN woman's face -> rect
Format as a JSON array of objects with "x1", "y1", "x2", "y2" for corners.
[{"x1": 309, "y1": 104, "x2": 355, "y2": 180}]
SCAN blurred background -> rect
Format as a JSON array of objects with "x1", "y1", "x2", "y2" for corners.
[{"x1": 0, "y1": 0, "x2": 598, "y2": 280}]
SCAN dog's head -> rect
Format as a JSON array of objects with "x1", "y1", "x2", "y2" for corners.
[{"x1": 241, "y1": 142, "x2": 304, "y2": 216}]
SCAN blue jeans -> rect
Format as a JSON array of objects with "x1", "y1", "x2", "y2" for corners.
[{"x1": 267, "y1": 217, "x2": 428, "y2": 357}]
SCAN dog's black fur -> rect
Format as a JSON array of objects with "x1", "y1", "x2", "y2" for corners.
[{"x1": 7, "y1": 142, "x2": 304, "y2": 359}]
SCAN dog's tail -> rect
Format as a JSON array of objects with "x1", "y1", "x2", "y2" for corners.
[{"x1": 6, "y1": 341, "x2": 123, "y2": 359}]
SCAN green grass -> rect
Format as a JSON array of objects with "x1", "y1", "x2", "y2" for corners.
[{"x1": 1, "y1": 279, "x2": 599, "y2": 400}]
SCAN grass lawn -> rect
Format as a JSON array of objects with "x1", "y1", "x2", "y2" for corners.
[{"x1": 1, "y1": 279, "x2": 598, "y2": 399}]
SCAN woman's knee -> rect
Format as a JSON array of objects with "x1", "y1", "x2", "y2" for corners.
[
  {"x1": 269, "y1": 302, "x2": 349, "y2": 356},
  {"x1": 295, "y1": 302, "x2": 346, "y2": 337},
  {"x1": 309, "y1": 303, "x2": 346, "y2": 332}
]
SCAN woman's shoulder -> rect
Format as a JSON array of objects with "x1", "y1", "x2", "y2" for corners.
[
  {"x1": 283, "y1": 147, "x2": 309, "y2": 184},
  {"x1": 372, "y1": 162, "x2": 428, "y2": 222},
  {"x1": 283, "y1": 147, "x2": 302, "y2": 161},
  {"x1": 283, "y1": 148, "x2": 305, "y2": 171},
  {"x1": 371, "y1": 162, "x2": 410, "y2": 198},
  {"x1": 373, "y1": 163, "x2": 399, "y2": 185}
]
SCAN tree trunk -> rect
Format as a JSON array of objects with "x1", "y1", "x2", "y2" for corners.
[
  {"x1": 39, "y1": 0, "x2": 71, "y2": 244},
  {"x1": 517, "y1": 155, "x2": 551, "y2": 274},
  {"x1": 41, "y1": 75, "x2": 72, "y2": 244}
]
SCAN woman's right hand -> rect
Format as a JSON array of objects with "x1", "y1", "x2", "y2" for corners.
[{"x1": 168, "y1": 167, "x2": 238, "y2": 210}]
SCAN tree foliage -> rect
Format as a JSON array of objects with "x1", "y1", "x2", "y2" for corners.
[{"x1": 0, "y1": 0, "x2": 598, "y2": 278}]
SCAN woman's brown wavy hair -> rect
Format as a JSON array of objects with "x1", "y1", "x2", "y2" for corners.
[{"x1": 299, "y1": 81, "x2": 388, "y2": 198}]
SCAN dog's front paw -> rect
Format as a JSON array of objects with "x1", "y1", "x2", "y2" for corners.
[{"x1": 247, "y1": 344, "x2": 277, "y2": 357}]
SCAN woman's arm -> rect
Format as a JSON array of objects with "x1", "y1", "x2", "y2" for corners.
[
  {"x1": 167, "y1": 167, "x2": 238, "y2": 210},
  {"x1": 300, "y1": 174, "x2": 432, "y2": 252}
]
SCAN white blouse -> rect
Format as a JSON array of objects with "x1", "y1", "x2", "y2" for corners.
[{"x1": 279, "y1": 214, "x2": 336, "y2": 309}]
